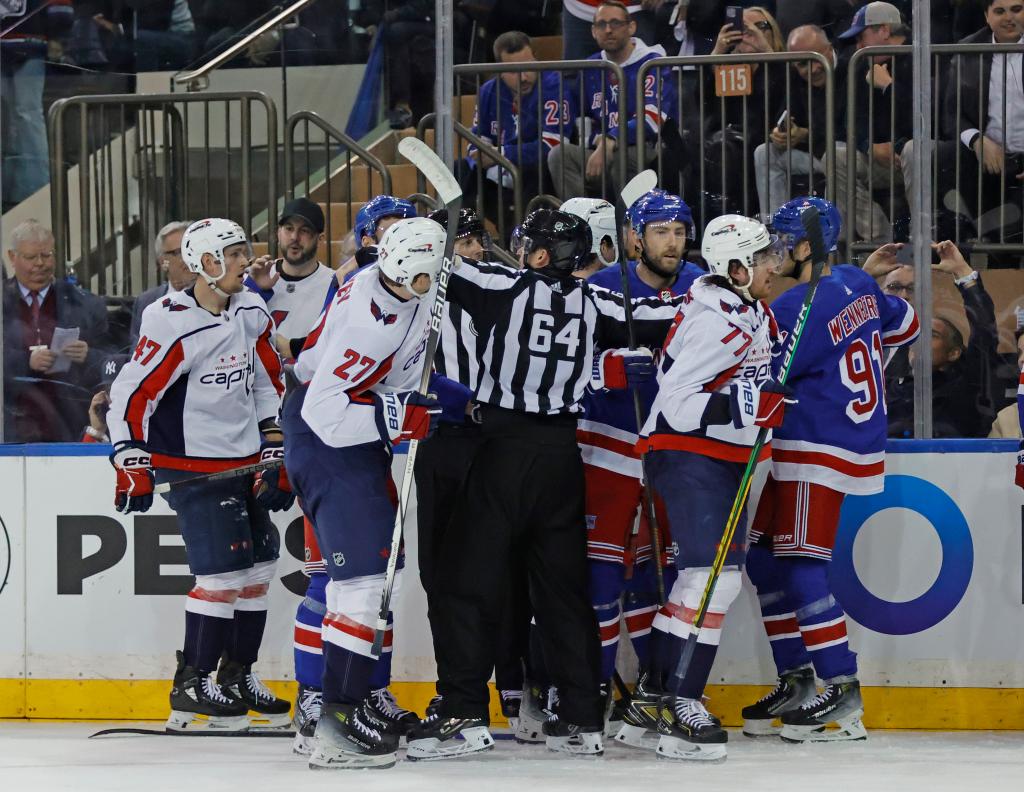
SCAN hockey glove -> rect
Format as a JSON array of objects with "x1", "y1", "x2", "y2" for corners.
[
  {"x1": 730, "y1": 380, "x2": 795, "y2": 429},
  {"x1": 1016, "y1": 444, "x2": 1024, "y2": 490},
  {"x1": 253, "y1": 441, "x2": 294, "y2": 511},
  {"x1": 594, "y1": 347, "x2": 656, "y2": 390},
  {"x1": 110, "y1": 443, "x2": 154, "y2": 514},
  {"x1": 428, "y1": 372, "x2": 474, "y2": 424},
  {"x1": 376, "y1": 391, "x2": 441, "y2": 444}
]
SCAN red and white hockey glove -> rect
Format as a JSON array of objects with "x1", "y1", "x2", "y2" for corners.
[
  {"x1": 376, "y1": 391, "x2": 441, "y2": 444},
  {"x1": 1015, "y1": 445, "x2": 1024, "y2": 490},
  {"x1": 731, "y1": 380, "x2": 795, "y2": 429},
  {"x1": 253, "y1": 441, "x2": 294, "y2": 511},
  {"x1": 593, "y1": 347, "x2": 656, "y2": 390},
  {"x1": 110, "y1": 443, "x2": 154, "y2": 514}
]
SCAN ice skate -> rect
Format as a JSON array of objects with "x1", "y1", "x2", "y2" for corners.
[
  {"x1": 292, "y1": 684, "x2": 322, "y2": 756},
  {"x1": 655, "y1": 697, "x2": 728, "y2": 762},
  {"x1": 543, "y1": 716, "x2": 604, "y2": 756},
  {"x1": 308, "y1": 702, "x2": 397, "y2": 770},
  {"x1": 515, "y1": 681, "x2": 548, "y2": 743},
  {"x1": 217, "y1": 658, "x2": 292, "y2": 729},
  {"x1": 406, "y1": 713, "x2": 495, "y2": 761},
  {"x1": 780, "y1": 679, "x2": 867, "y2": 743},
  {"x1": 499, "y1": 688, "x2": 522, "y2": 732},
  {"x1": 742, "y1": 665, "x2": 817, "y2": 737},
  {"x1": 166, "y1": 651, "x2": 249, "y2": 733},
  {"x1": 364, "y1": 687, "x2": 419, "y2": 740},
  {"x1": 613, "y1": 674, "x2": 664, "y2": 750}
]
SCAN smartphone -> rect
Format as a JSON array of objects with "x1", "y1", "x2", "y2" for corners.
[
  {"x1": 895, "y1": 244, "x2": 914, "y2": 265},
  {"x1": 776, "y1": 110, "x2": 789, "y2": 130},
  {"x1": 725, "y1": 5, "x2": 743, "y2": 33}
]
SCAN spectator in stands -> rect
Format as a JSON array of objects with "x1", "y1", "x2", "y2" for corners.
[
  {"x1": 936, "y1": 0, "x2": 1024, "y2": 253},
  {"x1": 129, "y1": 220, "x2": 195, "y2": 347},
  {"x1": 128, "y1": 0, "x2": 197, "y2": 71},
  {"x1": 81, "y1": 353, "x2": 129, "y2": 444},
  {"x1": 0, "y1": 1, "x2": 73, "y2": 211},
  {"x1": 775, "y1": 0, "x2": 857, "y2": 39},
  {"x1": 885, "y1": 242, "x2": 1001, "y2": 438},
  {"x1": 838, "y1": 2, "x2": 911, "y2": 241},
  {"x1": 463, "y1": 31, "x2": 576, "y2": 236},
  {"x1": 988, "y1": 328, "x2": 1024, "y2": 438},
  {"x1": 3, "y1": 220, "x2": 109, "y2": 443},
  {"x1": 562, "y1": 0, "x2": 659, "y2": 61},
  {"x1": 547, "y1": 0, "x2": 676, "y2": 200}
]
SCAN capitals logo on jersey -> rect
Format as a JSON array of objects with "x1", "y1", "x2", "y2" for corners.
[{"x1": 370, "y1": 299, "x2": 398, "y2": 325}]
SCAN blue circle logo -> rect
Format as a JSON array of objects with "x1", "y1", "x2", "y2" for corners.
[{"x1": 829, "y1": 475, "x2": 973, "y2": 635}]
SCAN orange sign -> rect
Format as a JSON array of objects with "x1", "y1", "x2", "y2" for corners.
[{"x1": 714, "y1": 64, "x2": 753, "y2": 97}]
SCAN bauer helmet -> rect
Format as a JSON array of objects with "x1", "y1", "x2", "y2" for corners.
[
  {"x1": 181, "y1": 218, "x2": 250, "y2": 295},
  {"x1": 701, "y1": 214, "x2": 784, "y2": 301},
  {"x1": 559, "y1": 197, "x2": 618, "y2": 266},
  {"x1": 518, "y1": 209, "x2": 592, "y2": 279},
  {"x1": 630, "y1": 189, "x2": 694, "y2": 239},
  {"x1": 355, "y1": 195, "x2": 417, "y2": 242},
  {"x1": 771, "y1": 196, "x2": 842, "y2": 253},
  {"x1": 376, "y1": 216, "x2": 446, "y2": 297}
]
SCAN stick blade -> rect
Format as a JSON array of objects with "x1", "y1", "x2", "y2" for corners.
[
  {"x1": 620, "y1": 169, "x2": 658, "y2": 213},
  {"x1": 398, "y1": 136, "x2": 461, "y2": 205}
]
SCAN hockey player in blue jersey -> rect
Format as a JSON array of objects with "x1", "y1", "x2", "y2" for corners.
[
  {"x1": 547, "y1": 0, "x2": 677, "y2": 200},
  {"x1": 742, "y1": 197, "x2": 919, "y2": 743}
]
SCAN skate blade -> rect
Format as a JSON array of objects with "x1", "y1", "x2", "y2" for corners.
[
  {"x1": 614, "y1": 723, "x2": 659, "y2": 750},
  {"x1": 406, "y1": 726, "x2": 495, "y2": 761},
  {"x1": 546, "y1": 734, "x2": 604, "y2": 756},
  {"x1": 514, "y1": 718, "x2": 545, "y2": 744},
  {"x1": 780, "y1": 717, "x2": 868, "y2": 744},
  {"x1": 742, "y1": 717, "x2": 782, "y2": 738},
  {"x1": 655, "y1": 735, "x2": 727, "y2": 762},
  {"x1": 293, "y1": 732, "x2": 315, "y2": 756},
  {"x1": 603, "y1": 718, "x2": 622, "y2": 738},
  {"x1": 165, "y1": 711, "x2": 249, "y2": 733},
  {"x1": 308, "y1": 749, "x2": 396, "y2": 770},
  {"x1": 247, "y1": 712, "x2": 293, "y2": 730}
]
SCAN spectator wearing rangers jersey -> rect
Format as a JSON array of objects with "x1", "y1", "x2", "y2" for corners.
[
  {"x1": 282, "y1": 217, "x2": 461, "y2": 770},
  {"x1": 573, "y1": 190, "x2": 705, "y2": 727},
  {"x1": 547, "y1": 1, "x2": 678, "y2": 201},
  {"x1": 107, "y1": 218, "x2": 292, "y2": 733},
  {"x1": 741, "y1": 197, "x2": 919, "y2": 745},
  {"x1": 626, "y1": 214, "x2": 787, "y2": 762}
]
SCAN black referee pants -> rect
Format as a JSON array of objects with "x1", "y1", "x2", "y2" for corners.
[
  {"x1": 416, "y1": 421, "x2": 529, "y2": 694},
  {"x1": 433, "y1": 407, "x2": 603, "y2": 727}
]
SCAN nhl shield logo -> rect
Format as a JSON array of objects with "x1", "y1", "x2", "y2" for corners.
[{"x1": 332, "y1": 552, "x2": 346, "y2": 567}]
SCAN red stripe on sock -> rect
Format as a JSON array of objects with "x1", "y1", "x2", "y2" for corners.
[
  {"x1": 764, "y1": 615, "x2": 799, "y2": 638},
  {"x1": 801, "y1": 620, "x2": 848, "y2": 649}
]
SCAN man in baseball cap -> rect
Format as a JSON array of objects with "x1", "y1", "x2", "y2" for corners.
[
  {"x1": 279, "y1": 197, "x2": 325, "y2": 235},
  {"x1": 838, "y1": 2, "x2": 906, "y2": 43}
]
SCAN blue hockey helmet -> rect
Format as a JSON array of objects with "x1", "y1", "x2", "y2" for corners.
[
  {"x1": 630, "y1": 189, "x2": 694, "y2": 239},
  {"x1": 771, "y1": 196, "x2": 842, "y2": 253},
  {"x1": 354, "y1": 195, "x2": 417, "y2": 242}
]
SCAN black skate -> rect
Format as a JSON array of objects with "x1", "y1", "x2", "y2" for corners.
[
  {"x1": 600, "y1": 681, "x2": 625, "y2": 738},
  {"x1": 514, "y1": 681, "x2": 548, "y2": 743},
  {"x1": 780, "y1": 678, "x2": 867, "y2": 743},
  {"x1": 655, "y1": 697, "x2": 728, "y2": 762},
  {"x1": 406, "y1": 712, "x2": 495, "y2": 761},
  {"x1": 166, "y1": 651, "x2": 248, "y2": 733},
  {"x1": 364, "y1": 687, "x2": 419, "y2": 740},
  {"x1": 543, "y1": 716, "x2": 604, "y2": 756},
  {"x1": 217, "y1": 658, "x2": 292, "y2": 729},
  {"x1": 292, "y1": 684, "x2": 322, "y2": 756},
  {"x1": 425, "y1": 694, "x2": 443, "y2": 718},
  {"x1": 742, "y1": 665, "x2": 817, "y2": 737},
  {"x1": 308, "y1": 702, "x2": 397, "y2": 770},
  {"x1": 613, "y1": 674, "x2": 665, "y2": 750},
  {"x1": 499, "y1": 688, "x2": 522, "y2": 732}
]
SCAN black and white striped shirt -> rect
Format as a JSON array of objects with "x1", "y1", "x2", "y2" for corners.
[
  {"x1": 447, "y1": 259, "x2": 682, "y2": 415},
  {"x1": 436, "y1": 299, "x2": 483, "y2": 391}
]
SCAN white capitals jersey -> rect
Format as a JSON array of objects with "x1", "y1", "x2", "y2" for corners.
[
  {"x1": 245, "y1": 261, "x2": 336, "y2": 340},
  {"x1": 641, "y1": 276, "x2": 780, "y2": 463},
  {"x1": 107, "y1": 289, "x2": 284, "y2": 472},
  {"x1": 295, "y1": 265, "x2": 432, "y2": 449}
]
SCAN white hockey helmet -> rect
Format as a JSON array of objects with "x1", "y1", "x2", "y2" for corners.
[
  {"x1": 181, "y1": 218, "x2": 250, "y2": 294},
  {"x1": 701, "y1": 214, "x2": 783, "y2": 300},
  {"x1": 376, "y1": 217, "x2": 447, "y2": 297},
  {"x1": 559, "y1": 197, "x2": 618, "y2": 266}
]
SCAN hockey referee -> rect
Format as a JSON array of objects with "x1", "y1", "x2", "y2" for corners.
[{"x1": 407, "y1": 209, "x2": 683, "y2": 760}]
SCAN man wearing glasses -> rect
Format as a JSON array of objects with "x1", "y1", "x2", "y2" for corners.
[
  {"x1": 130, "y1": 221, "x2": 197, "y2": 347},
  {"x1": 3, "y1": 219, "x2": 109, "y2": 442}
]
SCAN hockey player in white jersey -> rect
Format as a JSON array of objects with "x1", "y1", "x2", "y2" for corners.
[
  {"x1": 107, "y1": 218, "x2": 292, "y2": 732},
  {"x1": 282, "y1": 217, "x2": 468, "y2": 770},
  {"x1": 635, "y1": 214, "x2": 787, "y2": 761}
]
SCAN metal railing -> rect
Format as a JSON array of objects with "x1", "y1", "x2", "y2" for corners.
[{"x1": 48, "y1": 91, "x2": 278, "y2": 295}]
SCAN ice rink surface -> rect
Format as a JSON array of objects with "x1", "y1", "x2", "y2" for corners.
[{"x1": 2, "y1": 723, "x2": 1023, "y2": 792}]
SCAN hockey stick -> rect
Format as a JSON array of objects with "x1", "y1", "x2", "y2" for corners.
[
  {"x1": 152, "y1": 459, "x2": 283, "y2": 495},
  {"x1": 610, "y1": 168, "x2": 667, "y2": 606},
  {"x1": 665, "y1": 205, "x2": 828, "y2": 704},
  {"x1": 371, "y1": 137, "x2": 463, "y2": 657}
]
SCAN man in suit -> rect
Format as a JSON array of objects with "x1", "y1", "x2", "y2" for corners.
[
  {"x1": 129, "y1": 220, "x2": 195, "y2": 347},
  {"x1": 4, "y1": 220, "x2": 109, "y2": 442}
]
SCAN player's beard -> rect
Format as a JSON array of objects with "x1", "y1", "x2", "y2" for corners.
[
  {"x1": 284, "y1": 239, "x2": 318, "y2": 267},
  {"x1": 641, "y1": 247, "x2": 681, "y2": 280}
]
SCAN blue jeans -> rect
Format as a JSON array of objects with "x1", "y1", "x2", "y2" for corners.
[{"x1": 1, "y1": 56, "x2": 49, "y2": 205}]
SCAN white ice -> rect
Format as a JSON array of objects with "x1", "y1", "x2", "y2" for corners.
[{"x1": 1, "y1": 723, "x2": 1022, "y2": 792}]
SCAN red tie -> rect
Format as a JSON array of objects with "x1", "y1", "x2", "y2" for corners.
[{"x1": 29, "y1": 291, "x2": 41, "y2": 344}]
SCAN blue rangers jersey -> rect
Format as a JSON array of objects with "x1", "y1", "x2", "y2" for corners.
[
  {"x1": 583, "y1": 39, "x2": 676, "y2": 147},
  {"x1": 578, "y1": 260, "x2": 705, "y2": 478},
  {"x1": 470, "y1": 71, "x2": 577, "y2": 170},
  {"x1": 769, "y1": 265, "x2": 919, "y2": 495}
]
